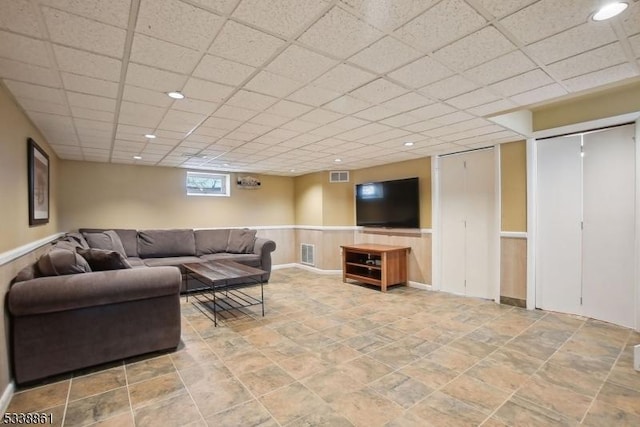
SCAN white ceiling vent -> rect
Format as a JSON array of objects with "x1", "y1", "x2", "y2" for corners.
[
  {"x1": 301, "y1": 244, "x2": 315, "y2": 266},
  {"x1": 330, "y1": 171, "x2": 349, "y2": 183}
]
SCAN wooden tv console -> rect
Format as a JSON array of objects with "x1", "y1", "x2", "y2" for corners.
[{"x1": 341, "y1": 244, "x2": 410, "y2": 292}]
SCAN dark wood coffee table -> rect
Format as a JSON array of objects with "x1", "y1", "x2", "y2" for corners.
[{"x1": 182, "y1": 260, "x2": 267, "y2": 326}]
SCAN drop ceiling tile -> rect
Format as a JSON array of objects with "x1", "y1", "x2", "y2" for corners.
[
  {"x1": 308, "y1": 124, "x2": 344, "y2": 137},
  {"x1": 349, "y1": 36, "x2": 422, "y2": 74},
  {"x1": 446, "y1": 88, "x2": 500, "y2": 109},
  {"x1": 173, "y1": 99, "x2": 219, "y2": 115},
  {"x1": 432, "y1": 111, "x2": 475, "y2": 126},
  {"x1": 130, "y1": 34, "x2": 201, "y2": 74},
  {"x1": 323, "y1": 95, "x2": 371, "y2": 114},
  {"x1": 43, "y1": 7, "x2": 126, "y2": 57},
  {"x1": 182, "y1": 77, "x2": 234, "y2": 102},
  {"x1": 266, "y1": 100, "x2": 314, "y2": 118},
  {"x1": 193, "y1": 54, "x2": 256, "y2": 86},
  {"x1": 465, "y1": 50, "x2": 537, "y2": 85},
  {"x1": 547, "y1": 43, "x2": 627, "y2": 80},
  {"x1": 360, "y1": 128, "x2": 412, "y2": 144},
  {"x1": 467, "y1": 99, "x2": 517, "y2": 116},
  {"x1": 209, "y1": 21, "x2": 285, "y2": 68},
  {"x1": 381, "y1": 92, "x2": 433, "y2": 112},
  {"x1": 0, "y1": 31, "x2": 51, "y2": 67},
  {"x1": 267, "y1": 45, "x2": 338, "y2": 83},
  {"x1": 244, "y1": 70, "x2": 303, "y2": 97},
  {"x1": 563, "y1": 63, "x2": 638, "y2": 93},
  {"x1": 380, "y1": 113, "x2": 421, "y2": 127},
  {"x1": 490, "y1": 69, "x2": 554, "y2": 97},
  {"x1": 353, "y1": 105, "x2": 397, "y2": 121},
  {"x1": 433, "y1": 26, "x2": 516, "y2": 71},
  {"x1": 331, "y1": 116, "x2": 369, "y2": 130},
  {"x1": 193, "y1": 126, "x2": 227, "y2": 138},
  {"x1": 137, "y1": 0, "x2": 224, "y2": 50},
  {"x1": 350, "y1": 78, "x2": 408, "y2": 104},
  {"x1": 500, "y1": 0, "x2": 601, "y2": 44},
  {"x1": 0, "y1": 0, "x2": 43, "y2": 37},
  {"x1": 19, "y1": 98, "x2": 70, "y2": 115},
  {"x1": 419, "y1": 75, "x2": 479, "y2": 100},
  {"x1": 29, "y1": 112, "x2": 74, "y2": 129},
  {"x1": 155, "y1": 129, "x2": 188, "y2": 139},
  {"x1": 70, "y1": 106, "x2": 115, "y2": 122},
  {"x1": 286, "y1": 85, "x2": 341, "y2": 106},
  {"x1": 123, "y1": 85, "x2": 173, "y2": 107},
  {"x1": 119, "y1": 101, "x2": 166, "y2": 127},
  {"x1": 473, "y1": 0, "x2": 538, "y2": 18},
  {"x1": 510, "y1": 83, "x2": 568, "y2": 106},
  {"x1": 53, "y1": 45, "x2": 121, "y2": 82},
  {"x1": 621, "y1": 4, "x2": 640, "y2": 36},
  {"x1": 60, "y1": 73, "x2": 118, "y2": 98},
  {"x1": 0, "y1": 59, "x2": 60, "y2": 87},
  {"x1": 408, "y1": 102, "x2": 457, "y2": 120},
  {"x1": 525, "y1": 22, "x2": 617, "y2": 65},
  {"x1": 387, "y1": 57, "x2": 452, "y2": 90},
  {"x1": 280, "y1": 119, "x2": 320, "y2": 132},
  {"x1": 3, "y1": 80, "x2": 66, "y2": 104},
  {"x1": 299, "y1": 108, "x2": 344, "y2": 124},
  {"x1": 75, "y1": 118, "x2": 113, "y2": 131},
  {"x1": 339, "y1": 0, "x2": 438, "y2": 31},
  {"x1": 202, "y1": 116, "x2": 242, "y2": 130},
  {"x1": 250, "y1": 112, "x2": 291, "y2": 127},
  {"x1": 226, "y1": 90, "x2": 279, "y2": 111},
  {"x1": 190, "y1": 0, "x2": 237, "y2": 15},
  {"x1": 394, "y1": 0, "x2": 486, "y2": 52},
  {"x1": 40, "y1": 0, "x2": 130, "y2": 28},
  {"x1": 266, "y1": 128, "x2": 302, "y2": 140},
  {"x1": 125, "y1": 63, "x2": 187, "y2": 92},
  {"x1": 235, "y1": 122, "x2": 273, "y2": 136},
  {"x1": 440, "y1": 124, "x2": 506, "y2": 142},
  {"x1": 631, "y1": 34, "x2": 640, "y2": 57},
  {"x1": 67, "y1": 92, "x2": 116, "y2": 112},
  {"x1": 298, "y1": 6, "x2": 384, "y2": 59},
  {"x1": 311, "y1": 66, "x2": 374, "y2": 96},
  {"x1": 278, "y1": 134, "x2": 319, "y2": 146},
  {"x1": 213, "y1": 105, "x2": 258, "y2": 121},
  {"x1": 234, "y1": 0, "x2": 329, "y2": 38},
  {"x1": 224, "y1": 130, "x2": 258, "y2": 141},
  {"x1": 336, "y1": 122, "x2": 392, "y2": 141}
]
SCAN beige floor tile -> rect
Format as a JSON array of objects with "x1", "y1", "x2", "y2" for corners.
[
  {"x1": 423, "y1": 345, "x2": 482, "y2": 372},
  {"x1": 7, "y1": 381, "x2": 69, "y2": 413},
  {"x1": 125, "y1": 354, "x2": 176, "y2": 384},
  {"x1": 133, "y1": 392, "x2": 202, "y2": 427},
  {"x1": 515, "y1": 374, "x2": 593, "y2": 421},
  {"x1": 582, "y1": 399, "x2": 640, "y2": 427},
  {"x1": 466, "y1": 347, "x2": 543, "y2": 391},
  {"x1": 313, "y1": 342, "x2": 362, "y2": 364},
  {"x1": 408, "y1": 391, "x2": 488, "y2": 426},
  {"x1": 170, "y1": 341, "x2": 219, "y2": 371},
  {"x1": 285, "y1": 408, "x2": 354, "y2": 427},
  {"x1": 128, "y1": 372, "x2": 185, "y2": 409},
  {"x1": 205, "y1": 399, "x2": 277, "y2": 427},
  {"x1": 441, "y1": 374, "x2": 510, "y2": 414},
  {"x1": 399, "y1": 358, "x2": 459, "y2": 389},
  {"x1": 337, "y1": 355, "x2": 394, "y2": 384},
  {"x1": 595, "y1": 382, "x2": 640, "y2": 417},
  {"x1": 259, "y1": 382, "x2": 328, "y2": 425},
  {"x1": 65, "y1": 387, "x2": 130, "y2": 426},
  {"x1": 69, "y1": 366, "x2": 127, "y2": 402},
  {"x1": 278, "y1": 352, "x2": 331, "y2": 380},
  {"x1": 86, "y1": 411, "x2": 135, "y2": 427},
  {"x1": 224, "y1": 350, "x2": 273, "y2": 375},
  {"x1": 238, "y1": 364, "x2": 296, "y2": 396},
  {"x1": 302, "y1": 367, "x2": 365, "y2": 403},
  {"x1": 369, "y1": 372, "x2": 434, "y2": 409},
  {"x1": 189, "y1": 376, "x2": 253, "y2": 418},
  {"x1": 331, "y1": 388, "x2": 403, "y2": 427},
  {"x1": 493, "y1": 396, "x2": 575, "y2": 427}
]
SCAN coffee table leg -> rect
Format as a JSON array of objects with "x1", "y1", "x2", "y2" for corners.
[
  {"x1": 261, "y1": 281, "x2": 265, "y2": 317},
  {"x1": 212, "y1": 285, "x2": 217, "y2": 327}
]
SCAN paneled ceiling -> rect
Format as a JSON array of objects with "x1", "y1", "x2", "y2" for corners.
[{"x1": 1, "y1": 0, "x2": 639, "y2": 176}]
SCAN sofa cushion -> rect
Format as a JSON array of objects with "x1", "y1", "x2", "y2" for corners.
[
  {"x1": 64, "y1": 232, "x2": 89, "y2": 249},
  {"x1": 126, "y1": 257, "x2": 146, "y2": 268},
  {"x1": 37, "y1": 248, "x2": 92, "y2": 276},
  {"x1": 227, "y1": 229, "x2": 257, "y2": 254},
  {"x1": 195, "y1": 229, "x2": 230, "y2": 255},
  {"x1": 83, "y1": 230, "x2": 127, "y2": 257},
  {"x1": 138, "y1": 229, "x2": 195, "y2": 258},
  {"x1": 199, "y1": 253, "x2": 261, "y2": 268},
  {"x1": 80, "y1": 229, "x2": 138, "y2": 257},
  {"x1": 14, "y1": 264, "x2": 40, "y2": 282},
  {"x1": 77, "y1": 248, "x2": 132, "y2": 271},
  {"x1": 142, "y1": 257, "x2": 202, "y2": 274}
]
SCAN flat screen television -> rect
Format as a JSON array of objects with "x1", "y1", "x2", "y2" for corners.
[{"x1": 355, "y1": 177, "x2": 420, "y2": 228}]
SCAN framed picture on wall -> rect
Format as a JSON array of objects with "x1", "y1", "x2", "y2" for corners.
[{"x1": 28, "y1": 138, "x2": 49, "y2": 226}]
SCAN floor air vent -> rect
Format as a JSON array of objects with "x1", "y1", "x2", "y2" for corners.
[
  {"x1": 330, "y1": 171, "x2": 349, "y2": 182},
  {"x1": 301, "y1": 244, "x2": 315, "y2": 266}
]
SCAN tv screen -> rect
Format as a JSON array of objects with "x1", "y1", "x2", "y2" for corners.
[{"x1": 355, "y1": 177, "x2": 420, "y2": 228}]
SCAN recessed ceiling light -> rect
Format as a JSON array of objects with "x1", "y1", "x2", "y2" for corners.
[
  {"x1": 167, "y1": 91, "x2": 185, "y2": 99},
  {"x1": 404, "y1": 141, "x2": 414, "y2": 147},
  {"x1": 133, "y1": 155, "x2": 142, "y2": 160},
  {"x1": 223, "y1": 163, "x2": 229, "y2": 166},
  {"x1": 334, "y1": 158, "x2": 342, "y2": 162},
  {"x1": 144, "y1": 134, "x2": 156, "y2": 139},
  {"x1": 290, "y1": 169, "x2": 296, "y2": 172},
  {"x1": 592, "y1": 2, "x2": 628, "y2": 21}
]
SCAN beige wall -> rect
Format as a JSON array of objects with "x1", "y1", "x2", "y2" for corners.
[
  {"x1": 321, "y1": 172, "x2": 354, "y2": 226},
  {"x1": 500, "y1": 141, "x2": 527, "y2": 232},
  {"x1": 59, "y1": 160, "x2": 295, "y2": 230},
  {"x1": 0, "y1": 83, "x2": 61, "y2": 401},
  {"x1": 353, "y1": 157, "x2": 432, "y2": 228},
  {"x1": 293, "y1": 172, "x2": 323, "y2": 226}
]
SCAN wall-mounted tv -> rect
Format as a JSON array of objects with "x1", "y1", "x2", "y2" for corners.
[{"x1": 355, "y1": 177, "x2": 420, "y2": 229}]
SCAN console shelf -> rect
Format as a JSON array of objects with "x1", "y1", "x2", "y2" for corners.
[{"x1": 341, "y1": 244, "x2": 410, "y2": 292}]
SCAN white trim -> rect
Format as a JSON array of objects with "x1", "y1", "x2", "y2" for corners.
[
  {"x1": 194, "y1": 225, "x2": 297, "y2": 231},
  {"x1": 294, "y1": 264, "x2": 342, "y2": 275},
  {"x1": 494, "y1": 144, "x2": 502, "y2": 304},
  {"x1": 432, "y1": 155, "x2": 441, "y2": 291},
  {"x1": 0, "y1": 233, "x2": 64, "y2": 266},
  {"x1": 272, "y1": 263, "x2": 298, "y2": 270},
  {"x1": 532, "y1": 112, "x2": 640, "y2": 140},
  {"x1": 500, "y1": 231, "x2": 528, "y2": 239},
  {"x1": 294, "y1": 225, "x2": 359, "y2": 231},
  {"x1": 408, "y1": 281, "x2": 432, "y2": 291},
  {"x1": 0, "y1": 382, "x2": 14, "y2": 415},
  {"x1": 635, "y1": 118, "x2": 640, "y2": 331},
  {"x1": 526, "y1": 137, "x2": 537, "y2": 310},
  {"x1": 420, "y1": 228, "x2": 433, "y2": 234}
]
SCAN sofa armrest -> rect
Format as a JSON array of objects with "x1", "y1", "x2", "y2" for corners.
[
  {"x1": 253, "y1": 237, "x2": 276, "y2": 256},
  {"x1": 9, "y1": 266, "x2": 181, "y2": 316}
]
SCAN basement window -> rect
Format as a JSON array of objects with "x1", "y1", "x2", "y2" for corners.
[{"x1": 186, "y1": 171, "x2": 230, "y2": 197}]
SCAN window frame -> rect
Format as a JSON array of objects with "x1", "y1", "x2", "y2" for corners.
[{"x1": 186, "y1": 171, "x2": 231, "y2": 197}]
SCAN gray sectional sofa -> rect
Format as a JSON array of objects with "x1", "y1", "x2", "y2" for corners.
[{"x1": 8, "y1": 228, "x2": 276, "y2": 384}]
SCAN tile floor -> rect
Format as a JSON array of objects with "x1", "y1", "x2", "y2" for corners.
[{"x1": 6, "y1": 268, "x2": 640, "y2": 426}]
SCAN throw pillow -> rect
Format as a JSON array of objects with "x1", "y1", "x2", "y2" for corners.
[
  {"x1": 37, "y1": 248, "x2": 92, "y2": 276},
  {"x1": 226, "y1": 228, "x2": 257, "y2": 254},
  {"x1": 83, "y1": 230, "x2": 127, "y2": 257},
  {"x1": 65, "y1": 232, "x2": 90, "y2": 249},
  {"x1": 76, "y1": 248, "x2": 132, "y2": 271}
]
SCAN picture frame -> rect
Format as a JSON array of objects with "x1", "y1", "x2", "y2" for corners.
[{"x1": 28, "y1": 138, "x2": 49, "y2": 226}]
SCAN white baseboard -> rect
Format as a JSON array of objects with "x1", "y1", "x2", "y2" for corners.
[
  {"x1": 0, "y1": 381, "x2": 14, "y2": 414},
  {"x1": 408, "y1": 281, "x2": 432, "y2": 290},
  {"x1": 272, "y1": 263, "x2": 298, "y2": 270},
  {"x1": 295, "y1": 264, "x2": 342, "y2": 275}
]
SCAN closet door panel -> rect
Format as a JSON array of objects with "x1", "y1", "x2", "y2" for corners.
[
  {"x1": 465, "y1": 149, "x2": 496, "y2": 299},
  {"x1": 582, "y1": 125, "x2": 635, "y2": 328},
  {"x1": 536, "y1": 136, "x2": 583, "y2": 315},
  {"x1": 440, "y1": 155, "x2": 466, "y2": 295}
]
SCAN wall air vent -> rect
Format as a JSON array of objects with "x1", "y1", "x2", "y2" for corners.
[
  {"x1": 301, "y1": 243, "x2": 315, "y2": 266},
  {"x1": 330, "y1": 171, "x2": 349, "y2": 183}
]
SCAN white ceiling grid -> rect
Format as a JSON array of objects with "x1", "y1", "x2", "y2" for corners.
[{"x1": 0, "y1": 0, "x2": 638, "y2": 175}]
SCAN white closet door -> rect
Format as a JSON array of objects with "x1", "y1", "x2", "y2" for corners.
[
  {"x1": 465, "y1": 149, "x2": 496, "y2": 299},
  {"x1": 582, "y1": 125, "x2": 635, "y2": 328},
  {"x1": 536, "y1": 136, "x2": 583, "y2": 315},
  {"x1": 440, "y1": 154, "x2": 467, "y2": 295}
]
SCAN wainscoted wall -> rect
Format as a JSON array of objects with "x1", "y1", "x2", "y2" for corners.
[
  {"x1": 500, "y1": 235, "x2": 527, "y2": 307},
  {"x1": 294, "y1": 228, "x2": 354, "y2": 271},
  {"x1": 255, "y1": 227, "x2": 296, "y2": 266}
]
